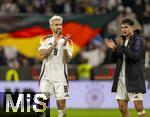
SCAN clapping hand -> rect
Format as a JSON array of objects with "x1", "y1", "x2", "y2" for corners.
[
  {"x1": 104, "y1": 38, "x2": 116, "y2": 50},
  {"x1": 63, "y1": 34, "x2": 71, "y2": 46},
  {"x1": 116, "y1": 36, "x2": 123, "y2": 47}
]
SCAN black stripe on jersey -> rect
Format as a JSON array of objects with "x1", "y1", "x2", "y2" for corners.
[
  {"x1": 64, "y1": 64, "x2": 68, "y2": 85},
  {"x1": 39, "y1": 62, "x2": 45, "y2": 85}
]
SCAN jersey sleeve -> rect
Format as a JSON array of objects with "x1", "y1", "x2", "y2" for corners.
[
  {"x1": 38, "y1": 36, "x2": 51, "y2": 51},
  {"x1": 38, "y1": 41, "x2": 48, "y2": 51}
]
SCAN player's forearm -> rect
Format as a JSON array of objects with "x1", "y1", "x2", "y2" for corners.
[
  {"x1": 40, "y1": 44, "x2": 57, "y2": 60},
  {"x1": 63, "y1": 49, "x2": 71, "y2": 63}
]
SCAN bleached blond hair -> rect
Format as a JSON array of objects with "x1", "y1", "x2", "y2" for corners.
[{"x1": 49, "y1": 15, "x2": 63, "y2": 26}]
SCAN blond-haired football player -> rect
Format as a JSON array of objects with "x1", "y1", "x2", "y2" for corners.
[{"x1": 38, "y1": 15, "x2": 73, "y2": 117}]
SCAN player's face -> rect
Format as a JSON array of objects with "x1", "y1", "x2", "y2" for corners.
[
  {"x1": 51, "y1": 20, "x2": 62, "y2": 34},
  {"x1": 121, "y1": 24, "x2": 133, "y2": 37}
]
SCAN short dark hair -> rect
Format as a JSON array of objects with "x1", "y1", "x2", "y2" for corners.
[{"x1": 121, "y1": 18, "x2": 134, "y2": 26}]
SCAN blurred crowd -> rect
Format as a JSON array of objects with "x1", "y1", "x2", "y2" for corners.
[
  {"x1": 0, "y1": 0, "x2": 150, "y2": 80},
  {"x1": 0, "y1": 0, "x2": 149, "y2": 15}
]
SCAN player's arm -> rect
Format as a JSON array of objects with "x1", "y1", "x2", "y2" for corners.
[
  {"x1": 39, "y1": 42, "x2": 57, "y2": 60},
  {"x1": 38, "y1": 36, "x2": 58, "y2": 60},
  {"x1": 63, "y1": 39, "x2": 73, "y2": 63}
]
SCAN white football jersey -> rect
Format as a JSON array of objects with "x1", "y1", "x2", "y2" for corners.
[{"x1": 38, "y1": 35, "x2": 73, "y2": 81}]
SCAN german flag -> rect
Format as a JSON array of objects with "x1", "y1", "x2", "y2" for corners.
[{"x1": 0, "y1": 22, "x2": 100, "y2": 58}]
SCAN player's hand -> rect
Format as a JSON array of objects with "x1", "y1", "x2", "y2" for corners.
[
  {"x1": 104, "y1": 38, "x2": 116, "y2": 50},
  {"x1": 116, "y1": 36, "x2": 123, "y2": 47},
  {"x1": 63, "y1": 34, "x2": 71, "y2": 46},
  {"x1": 54, "y1": 30, "x2": 61, "y2": 41},
  {"x1": 53, "y1": 38, "x2": 58, "y2": 46}
]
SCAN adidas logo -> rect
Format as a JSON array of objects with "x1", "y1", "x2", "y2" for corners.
[
  {"x1": 65, "y1": 94, "x2": 69, "y2": 97},
  {"x1": 134, "y1": 95, "x2": 138, "y2": 99}
]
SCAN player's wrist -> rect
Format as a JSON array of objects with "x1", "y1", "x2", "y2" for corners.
[{"x1": 53, "y1": 42, "x2": 57, "y2": 47}]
